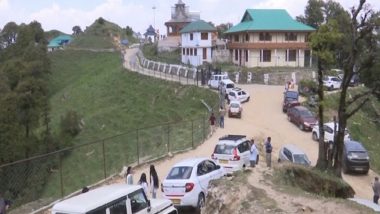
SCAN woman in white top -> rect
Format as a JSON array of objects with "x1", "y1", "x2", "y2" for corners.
[
  {"x1": 138, "y1": 173, "x2": 148, "y2": 196},
  {"x1": 125, "y1": 166, "x2": 133, "y2": 185},
  {"x1": 150, "y1": 165, "x2": 159, "y2": 199}
]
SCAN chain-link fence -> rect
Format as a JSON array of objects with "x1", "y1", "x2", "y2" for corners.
[{"x1": 0, "y1": 116, "x2": 211, "y2": 211}]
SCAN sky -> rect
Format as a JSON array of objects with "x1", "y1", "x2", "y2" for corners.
[{"x1": 0, "y1": 0, "x2": 379, "y2": 35}]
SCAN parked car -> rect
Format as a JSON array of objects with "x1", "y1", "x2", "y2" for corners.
[
  {"x1": 228, "y1": 100, "x2": 242, "y2": 118},
  {"x1": 208, "y1": 73, "x2": 229, "y2": 89},
  {"x1": 52, "y1": 184, "x2": 177, "y2": 214},
  {"x1": 342, "y1": 140, "x2": 370, "y2": 174},
  {"x1": 211, "y1": 135, "x2": 251, "y2": 173},
  {"x1": 161, "y1": 158, "x2": 225, "y2": 210},
  {"x1": 338, "y1": 73, "x2": 361, "y2": 87},
  {"x1": 278, "y1": 144, "x2": 311, "y2": 166},
  {"x1": 219, "y1": 79, "x2": 235, "y2": 94},
  {"x1": 228, "y1": 88, "x2": 250, "y2": 103},
  {"x1": 323, "y1": 76, "x2": 342, "y2": 90},
  {"x1": 312, "y1": 122, "x2": 351, "y2": 143},
  {"x1": 287, "y1": 106, "x2": 318, "y2": 131},
  {"x1": 282, "y1": 90, "x2": 300, "y2": 113}
]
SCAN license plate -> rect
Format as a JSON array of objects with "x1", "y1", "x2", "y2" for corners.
[
  {"x1": 355, "y1": 167, "x2": 364, "y2": 171},
  {"x1": 171, "y1": 199, "x2": 181, "y2": 205},
  {"x1": 219, "y1": 159, "x2": 228, "y2": 164}
]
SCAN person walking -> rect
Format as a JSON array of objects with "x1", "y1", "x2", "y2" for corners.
[
  {"x1": 249, "y1": 139, "x2": 258, "y2": 167},
  {"x1": 0, "y1": 193, "x2": 10, "y2": 214},
  {"x1": 138, "y1": 173, "x2": 149, "y2": 196},
  {"x1": 150, "y1": 165, "x2": 159, "y2": 199},
  {"x1": 264, "y1": 137, "x2": 273, "y2": 168},
  {"x1": 125, "y1": 166, "x2": 133, "y2": 185},
  {"x1": 373, "y1": 176, "x2": 380, "y2": 204},
  {"x1": 219, "y1": 107, "x2": 225, "y2": 128},
  {"x1": 209, "y1": 112, "x2": 216, "y2": 134}
]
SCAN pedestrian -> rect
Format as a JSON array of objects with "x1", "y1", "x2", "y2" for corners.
[
  {"x1": 249, "y1": 139, "x2": 258, "y2": 167},
  {"x1": 264, "y1": 137, "x2": 273, "y2": 168},
  {"x1": 373, "y1": 176, "x2": 380, "y2": 204},
  {"x1": 0, "y1": 193, "x2": 10, "y2": 214},
  {"x1": 138, "y1": 173, "x2": 149, "y2": 196},
  {"x1": 150, "y1": 165, "x2": 159, "y2": 199},
  {"x1": 125, "y1": 166, "x2": 133, "y2": 185},
  {"x1": 219, "y1": 107, "x2": 225, "y2": 128},
  {"x1": 225, "y1": 93, "x2": 230, "y2": 105},
  {"x1": 81, "y1": 186, "x2": 89, "y2": 193},
  {"x1": 209, "y1": 112, "x2": 216, "y2": 134},
  {"x1": 285, "y1": 81, "x2": 289, "y2": 91}
]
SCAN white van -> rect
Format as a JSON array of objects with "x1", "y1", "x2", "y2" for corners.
[
  {"x1": 51, "y1": 184, "x2": 177, "y2": 214},
  {"x1": 219, "y1": 79, "x2": 235, "y2": 94},
  {"x1": 208, "y1": 73, "x2": 229, "y2": 89}
]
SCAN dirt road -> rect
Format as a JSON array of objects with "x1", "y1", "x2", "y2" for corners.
[{"x1": 122, "y1": 48, "x2": 378, "y2": 207}]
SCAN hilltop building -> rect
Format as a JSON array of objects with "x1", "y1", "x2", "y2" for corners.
[
  {"x1": 165, "y1": 0, "x2": 200, "y2": 37},
  {"x1": 47, "y1": 35, "x2": 72, "y2": 51},
  {"x1": 144, "y1": 25, "x2": 157, "y2": 43},
  {"x1": 180, "y1": 20, "x2": 217, "y2": 66},
  {"x1": 225, "y1": 9, "x2": 315, "y2": 67}
]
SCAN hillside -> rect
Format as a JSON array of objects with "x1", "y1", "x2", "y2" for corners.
[
  {"x1": 44, "y1": 29, "x2": 67, "y2": 40},
  {"x1": 69, "y1": 17, "x2": 138, "y2": 49}
]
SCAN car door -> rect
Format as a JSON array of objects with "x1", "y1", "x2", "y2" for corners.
[
  {"x1": 294, "y1": 109, "x2": 301, "y2": 126},
  {"x1": 204, "y1": 160, "x2": 223, "y2": 180},
  {"x1": 237, "y1": 91, "x2": 244, "y2": 102},
  {"x1": 332, "y1": 77, "x2": 341, "y2": 89},
  {"x1": 229, "y1": 91, "x2": 236, "y2": 101},
  {"x1": 128, "y1": 189, "x2": 149, "y2": 214},
  {"x1": 323, "y1": 125, "x2": 334, "y2": 142},
  {"x1": 241, "y1": 90, "x2": 248, "y2": 102},
  {"x1": 238, "y1": 141, "x2": 251, "y2": 166},
  {"x1": 197, "y1": 161, "x2": 212, "y2": 191}
]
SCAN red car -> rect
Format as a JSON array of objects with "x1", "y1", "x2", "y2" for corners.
[{"x1": 287, "y1": 106, "x2": 317, "y2": 131}]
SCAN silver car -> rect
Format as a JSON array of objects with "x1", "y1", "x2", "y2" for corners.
[{"x1": 278, "y1": 144, "x2": 311, "y2": 166}]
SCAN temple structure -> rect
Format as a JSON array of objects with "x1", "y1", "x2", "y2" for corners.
[{"x1": 164, "y1": 0, "x2": 200, "y2": 37}]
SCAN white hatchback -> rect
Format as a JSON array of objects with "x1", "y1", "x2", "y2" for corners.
[
  {"x1": 211, "y1": 135, "x2": 251, "y2": 173},
  {"x1": 312, "y1": 122, "x2": 351, "y2": 143},
  {"x1": 323, "y1": 76, "x2": 342, "y2": 90},
  {"x1": 161, "y1": 158, "x2": 225, "y2": 210},
  {"x1": 228, "y1": 88, "x2": 250, "y2": 103}
]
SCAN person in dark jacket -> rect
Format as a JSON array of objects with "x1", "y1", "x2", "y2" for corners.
[{"x1": 264, "y1": 137, "x2": 273, "y2": 168}]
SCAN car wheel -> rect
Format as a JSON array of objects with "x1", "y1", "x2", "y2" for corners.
[
  {"x1": 197, "y1": 192, "x2": 205, "y2": 211},
  {"x1": 312, "y1": 132, "x2": 318, "y2": 141},
  {"x1": 287, "y1": 115, "x2": 292, "y2": 122},
  {"x1": 239, "y1": 113, "x2": 242, "y2": 118},
  {"x1": 329, "y1": 85, "x2": 334, "y2": 91},
  {"x1": 246, "y1": 97, "x2": 250, "y2": 102},
  {"x1": 299, "y1": 124, "x2": 304, "y2": 131}
]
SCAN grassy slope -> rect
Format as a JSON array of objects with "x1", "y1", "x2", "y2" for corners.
[
  {"x1": 323, "y1": 89, "x2": 380, "y2": 173},
  {"x1": 142, "y1": 43, "x2": 182, "y2": 64},
  {"x1": 44, "y1": 49, "x2": 218, "y2": 198}
]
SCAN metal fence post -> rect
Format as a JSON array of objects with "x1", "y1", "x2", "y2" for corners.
[
  {"x1": 191, "y1": 120, "x2": 194, "y2": 148},
  {"x1": 167, "y1": 124, "x2": 170, "y2": 153},
  {"x1": 102, "y1": 140, "x2": 107, "y2": 179},
  {"x1": 203, "y1": 114, "x2": 206, "y2": 141},
  {"x1": 59, "y1": 153, "x2": 64, "y2": 198},
  {"x1": 136, "y1": 129, "x2": 140, "y2": 165}
]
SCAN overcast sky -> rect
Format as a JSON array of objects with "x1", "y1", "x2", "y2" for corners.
[{"x1": 0, "y1": 0, "x2": 379, "y2": 35}]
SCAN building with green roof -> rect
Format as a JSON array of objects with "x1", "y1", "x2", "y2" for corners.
[
  {"x1": 47, "y1": 35, "x2": 72, "y2": 51},
  {"x1": 225, "y1": 9, "x2": 315, "y2": 68},
  {"x1": 180, "y1": 20, "x2": 217, "y2": 66}
]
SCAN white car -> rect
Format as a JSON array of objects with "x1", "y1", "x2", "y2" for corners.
[
  {"x1": 208, "y1": 73, "x2": 229, "y2": 89},
  {"x1": 211, "y1": 135, "x2": 251, "y2": 173},
  {"x1": 323, "y1": 76, "x2": 342, "y2": 90},
  {"x1": 312, "y1": 122, "x2": 351, "y2": 143},
  {"x1": 52, "y1": 184, "x2": 177, "y2": 214},
  {"x1": 161, "y1": 158, "x2": 225, "y2": 210},
  {"x1": 278, "y1": 144, "x2": 311, "y2": 166},
  {"x1": 219, "y1": 79, "x2": 235, "y2": 94},
  {"x1": 228, "y1": 88, "x2": 250, "y2": 103},
  {"x1": 228, "y1": 100, "x2": 242, "y2": 118}
]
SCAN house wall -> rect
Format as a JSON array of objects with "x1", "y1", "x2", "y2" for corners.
[{"x1": 181, "y1": 32, "x2": 213, "y2": 66}]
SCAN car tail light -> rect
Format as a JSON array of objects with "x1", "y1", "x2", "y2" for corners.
[
  {"x1": 211, "y1": 153, "x2": 217, "y2": 160},
  {"x1": 231, "y1": 148, "x2": 240, "y2": 161},
  {"x1": 185, "y1": 183, "x2": 194, "y2": 192},
  {"x1": 161, "y1": 183, "x2": 164, "y2": 192}
]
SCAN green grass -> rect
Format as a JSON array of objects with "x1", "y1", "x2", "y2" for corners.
[
  {"x1": 141, "y1": 43, "x2": 182, "y2": 65},
  {"x1": 42, "y1": 49, "x2": 218, "y2": 200}
]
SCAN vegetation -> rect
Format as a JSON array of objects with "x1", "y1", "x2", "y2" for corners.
[
  {"x1": 141, "y1": 43, "x2": 181, "y2": 65},
  {"x1": 44, "y1": 29, "x2": 67, "y2": 40}
]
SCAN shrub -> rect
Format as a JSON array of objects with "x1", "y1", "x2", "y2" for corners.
[
  {"x1": 298, "y1": 79, "x2": 317, "y2": 96},
  {"x1": 60, "y1": 110, "x2": 81, "y2": 137}
]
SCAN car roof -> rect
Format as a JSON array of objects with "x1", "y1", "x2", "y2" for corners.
[
  {"x1": 52, "y1": 184, "x2": 141, "y2": 213},
  {"x1": 293, "y1": 106, "x2": 309, "y2": 111},
  {"x1": 217, "y1": 135, "x2": 247, "y2": 145},
  {"x1": 345, "y1": 140, "x2": 366, "y2": 152},
  {"x1": 231, "y1": 87, "x2": 243, "y2": 92},
  {"x1": 221, "y1": 79, "x2": 234, "y2": 84},
  {"x1": 230, "y1": 100, "x2": 241, "y2": 105},
  {"x1": 282, "y1": 144, "x2": 306, "y2": 155},
  {"x1": 172, "y1": 157, "x2": 209, "y2": 167}
]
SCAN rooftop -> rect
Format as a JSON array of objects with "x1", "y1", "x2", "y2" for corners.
[
  {"x1": 180, "y1": 20, "x2": 216, "y2": 34},
  {"x1": 226, "y1": 9, "x2": 315, "y2": 33},
  {"x1": 48, "y1": 35, "x2": 72, "y2": 48}
]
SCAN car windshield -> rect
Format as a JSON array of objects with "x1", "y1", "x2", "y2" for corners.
[
  {"x1": 230, "y1": 103, "x2": 240, "y2": 108},
  {"x1": 300, "y1": 110, "x2": 314, "y2": 117},
  {"x1": 226, "y1": 84, "x2": 234, "y2": 88},
  {"x1": 214, "y1": 144, "x2": 235, "y2": 155},
  {"x1": 293, "y1": 154, "x2": 310, "y2": 165},
  {"x1": 166, "y1": 167, "x2": 193, "y2": 180}
]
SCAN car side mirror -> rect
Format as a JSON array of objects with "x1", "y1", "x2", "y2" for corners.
[
  {"x1": 147, "y1": 200, "x2": 151, "y2": 212},
  {"x1": 216, "y1": 165, "x2": 221, "y2": 170}
]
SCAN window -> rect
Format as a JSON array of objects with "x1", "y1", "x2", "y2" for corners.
[
  {"x1": 245, "y1": 33, "x2": 250, "y2": 42},
  {"x1": 323, "y1": 125, "x2": 333, "y2": 134},
  {"x1": 201, "y1": 32, "x2": 208, "y2": 40},
  {"x1": 167, "y1": 167, "x2": 193, "y2": 179},
  {"x1": 286, "y1": 49, "x2": 297, "y2": 62},
  {"x1": 285, "y1": 33, "x2": 297, "y2": 41},
  {"x1": 203, "y1": 160, "x2": 217, "y2": 172},
  {"x1": 245, "y1": 50, "x2": 248, "y2": 62},
  {"x1": 238, "y1": 141, "x2": 250, "y2": 153},
  {"x1": 203, "y1": 48, "x2": 207, "y2": 60},
  {"x1": 259, "y1": 32, "x2": 271, "y2": 41},
  {"x1": 190, "y1": 48, "x2": 193, "y2": 56},
  {"x1": 182, "y1": 48, "x2": 185, "y2": 55},
  {"x1": 284, "y1": 148, "x2": 293, "y2": 161},
  {"x1": 305, "y1": 33, "x2": 310, "y2": 42},
  {"x1": 194, "y1": 48, "x2": 197, "y2": 56},
  {"x1": 234, "y1": 35, "x2": 239, "y2": 42},
  {"x1": 190, "y1": 33, "x2": 193, "y2": 40},
  {"x1": 214, "y1": 144, "x2": 235, "y2": 155},
  {"x1": 260, "y1": 50, "x2": 271, "y2": 62},
  {"x1": 186, "y1": 48, "x2": 189, "y2": 55},
  {"x1": 197, "y1": 162, "x2": 210, "y2": 176},
  {"x1": 235, "y1": 49, "x2": 238, "y2": 61},
  {"x1": 129, "y1": 189, "x2": 148, "y2": 213},
  {"x1": 109, "y1": 198, "x2": 127, "y2": 214},
  {"x1": 88, "y1": 208, "x2": 106, "y2": 214}
]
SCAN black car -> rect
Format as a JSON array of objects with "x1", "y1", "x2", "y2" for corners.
[
  {"x1": 282, "y1": 91, "x2": 299, "y2": 113},
  {"x1": 342, "y1": 140, "x2": 370, "y2": 174}
]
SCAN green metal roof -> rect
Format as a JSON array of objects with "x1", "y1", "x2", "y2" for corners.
[
  {"x1": 225, "y1": 9, "x2": 315, "y2": 33},
  {"x1": 180, "y1": 20, "x2": 216, "y2": 34},
  {"x1": 48, "y1": 35, "x2": 72, "y2": 48}
]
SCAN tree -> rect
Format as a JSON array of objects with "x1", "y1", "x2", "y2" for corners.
[
  {"x1": 332, "y1": 0, "x2": 379, "y2": 176},
  {"x1": 125, "y1": 26, "x2": 133, "y2": 36},
  {"x1": 310, "y1": 21, "x2": 343, "y2": 170},
  {"x1": 72, "y1": 25, "x2": 82, "y2": 35},
  {"x1": 0, "y1": 22, "x2": 18, "y2": 48},
  {"x1": 216, "y1": 23, "x2": 233, "y2": 39},
  {"x1": 296, "y1": 0, "x2": 324, "y2": 28}
]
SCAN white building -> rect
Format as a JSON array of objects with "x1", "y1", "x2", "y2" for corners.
[{"x1": 180, "y1": 20, "x2": 216, "y2": 66}]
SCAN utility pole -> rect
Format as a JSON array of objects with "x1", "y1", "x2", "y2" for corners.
[{"x1": 152, "y1": 6, "x2": 156, "y2": 30}]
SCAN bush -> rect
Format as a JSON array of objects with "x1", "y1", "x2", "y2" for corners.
[
  {"x1": 298, "y1": 79, "x2": 317, "y2": 96},
  {"x1": 60, "y1": 110, "x2": 81, "y2": 137}
]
